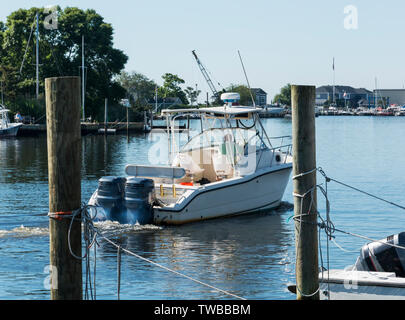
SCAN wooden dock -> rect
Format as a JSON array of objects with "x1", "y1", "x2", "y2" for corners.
[{"x1": 18, "y1": 122, "x2": 148, "y2": 136}]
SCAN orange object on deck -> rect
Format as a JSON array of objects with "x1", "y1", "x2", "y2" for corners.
[{"x1": 180, "y1": 182, "x2": 193, "y2": 186}]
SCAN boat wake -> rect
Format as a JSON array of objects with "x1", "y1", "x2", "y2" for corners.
[
  {"x1": 0, "y1": 221, "x2": 163, "y2": 239},
  {"x1": 0, "y1": 225, "x2": 49, "y2": 238},
  {"x1": 94, "y1": 221, "x2": 163, "y2": 237}
]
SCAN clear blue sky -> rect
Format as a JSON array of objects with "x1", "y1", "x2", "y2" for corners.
[{"x1": 2, "y1": 0, "x2": 405, "y2": 101}]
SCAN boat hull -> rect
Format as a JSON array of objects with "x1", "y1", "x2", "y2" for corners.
[
  {"x1": 0, "y1": 124, "x2": 22, "y2": 137},
  {"x1": 319, "y1": 270, "x2": 405, "y2": 300},
  {"x1": 154, "y1": 165, "x2": 292, "y2": 225}
]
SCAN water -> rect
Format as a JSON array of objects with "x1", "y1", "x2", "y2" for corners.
[{"x1": 1, "y1": 116, "x2": 405, "y2": 300}]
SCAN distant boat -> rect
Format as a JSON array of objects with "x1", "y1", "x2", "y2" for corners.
[
  {"x1": 374, "y1": 107, "x2": 394, "y2": 116},
  {"x1": 0, "y1": 105, "x2": 22, "y2": 137},
  {"x1": 259, "y1": 105, "x2": 286, "y2": 118}
]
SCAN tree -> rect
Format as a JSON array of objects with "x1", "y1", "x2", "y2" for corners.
[
  {"x1": 184, "y1": 86, "x2": 201, "y2": 105},
  {"x1": 118, "y1": 71, "x2": 157, "y2": 108},
  {"x1": 0, "y1": 7, "x2": 128, "y2": 121},
  {"x1": 158, "y1": 73, "x2": 188, "y2": 104},
  {"x1": 226, "y1": 84, "x2": 255, "y2": 106},
  {"x1": 273, "y1": 83, "x2": 291, "y2": 106}
]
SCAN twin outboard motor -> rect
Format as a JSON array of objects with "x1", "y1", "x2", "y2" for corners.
[
  {"x1": 353, "y1": 232, "x2": 405, "y2": 277},
  {"x1": 94, "y1": 176, "x2": 155, "y2": 225},
  {"x1": 125, "y1": 178, "x2": 155, "y2": 225}
]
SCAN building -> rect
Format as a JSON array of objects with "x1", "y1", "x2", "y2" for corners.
[
  {"x1": 373, "y1": 89, "x2": 405, "y2": 106},
  {"x1": 250, "y1": 88, "x2": 267, "y2": 107},
  {"x1": 316, "y1": 85, "x2": 374, "y2": 107}
]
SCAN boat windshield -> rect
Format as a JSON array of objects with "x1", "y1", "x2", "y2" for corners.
[{"x1": 180, "y1": 127, "x2": 269, "y2": 154}]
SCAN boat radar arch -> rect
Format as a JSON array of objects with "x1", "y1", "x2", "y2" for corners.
[{"x1": 221, "y1": 92, "x2": 240, "y2": 107}]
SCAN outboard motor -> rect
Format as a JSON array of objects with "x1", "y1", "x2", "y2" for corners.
[
  {"x1": 353, "y1": 232, "x2": 405, "y2": 277},
  {"x1": 95, "y1": 176, "x2": 126, "y2": 222},
  {"x1": 124, "y1": 177, "x2": 155, "y2": 225}
]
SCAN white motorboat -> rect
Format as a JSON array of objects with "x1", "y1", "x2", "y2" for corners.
[
  {"x1": 0, "y1": 105, "x2": 22, "y2": 137},
  {"x1": 319, "y1": 232, "x2": 405, "y2": 300},
  {"x1": 88, "y1": 93, "x2": 293, "y2": 225}
]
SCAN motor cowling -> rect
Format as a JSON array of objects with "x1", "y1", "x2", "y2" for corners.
[
  {"x1": 124, "y1": 177, "x2": 155, "y2": 225},
  {"x1": 95, "y1": 176, "x2": 126, "y2": 221},
  {"x1": 353, "y1": 232, "x2": 405, "y2": 277}
]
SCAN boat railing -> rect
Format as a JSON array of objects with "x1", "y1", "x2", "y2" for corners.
[{"x1": 267, "y1": 135, "x2": 292, "y2": 166}]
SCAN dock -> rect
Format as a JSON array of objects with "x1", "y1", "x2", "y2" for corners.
[{"x1": 18, "y1": 122, "x2": 149, "y2": 136}]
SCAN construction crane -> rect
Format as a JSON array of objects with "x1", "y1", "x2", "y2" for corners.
[{"x1": 192, "y1": 50, "x2": 222, "y2": 100}]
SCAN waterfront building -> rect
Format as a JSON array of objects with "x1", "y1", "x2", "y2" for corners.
[
  {"x1": 316, "y1": 85, "x2": 373, "y2": 107},
  {"x1": 373, "y1": 89, "x2": 405, "y2": 106},
  {"x1": 250, "y1": 88, "x2": 267, "y2": 107}
]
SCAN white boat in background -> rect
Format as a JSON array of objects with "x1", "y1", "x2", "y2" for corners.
[
  {"x1": 319, "y1": 232, "x2": 405, "y2": 300},
  {"x1": 259, "y1": 105, "x2": 286, "y2": 118},
  {"x1": 89, "y1": 93, "x2": 293, "y2": 225},
  {"x1": 0, "y1": 105, "x2": 22, "y2": 137}
]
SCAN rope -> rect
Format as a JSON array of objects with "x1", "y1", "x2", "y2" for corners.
[
  {"x1": 317, "y1": 167, "x2": 405, "y2": 211},
  {"x1": 292, "y1": 168, "x2": 317, "y2": 181},
  {"x1": 292, "y1": 168, "x2": 321, "y2": 298},
  {"x1": 61, "y1": 204, "x2": 246, "y2": 301},
  {"x1": 290, "y1": 166, "x2": 405, "y2": 299},
  {"x1": 100, "y1": 235, "x2": 247, "y2": 300},
  {"x1": 117, "y1": 246, "x2": 121, "y2": 300}
]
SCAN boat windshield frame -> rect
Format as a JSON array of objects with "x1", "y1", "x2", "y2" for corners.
[{"x1": 161, "y1": 106, "x2": 275, "y2": 164}]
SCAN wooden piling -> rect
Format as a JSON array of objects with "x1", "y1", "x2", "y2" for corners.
[
  {"x1": 291, "y1": 85, "x2": 319, "y2": 300},
  {"x1": 46, "y1": 77, "x2": 82, "y2": 300}
]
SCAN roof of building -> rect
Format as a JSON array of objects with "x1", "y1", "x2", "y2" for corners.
[
  {"x1": 317, "y1": 85, "x2": 372, "y2": 95},
  {"x1": 251, "y1": 88, "x2": 267, "y2": 95}
]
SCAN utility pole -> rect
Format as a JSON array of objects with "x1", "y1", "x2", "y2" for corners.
[
  {"x1": 195, "y1": 83, "x2": 198, "y2": 106},
  {"x1": 46, "y1": 77, "x2": 82, "y2": 300},
  {"x1": 1, "y1": 80, "x2": 4, "y2": 105},
  {"x1": 82, "y1": 36, "x2": 86, "y2": 121},
  {"x1": 104, "y1": 98, "x2": 108, "y2": 135},
  {"x1": 291, "y1": 85, "x2": 319, "y2": 300},
  {"x1": 36, "y1": 13, "x2": 39, "y2": 99}
]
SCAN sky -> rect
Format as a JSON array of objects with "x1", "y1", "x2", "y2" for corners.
[{"x1": 1, "y1": 0, "x2": 405, "y2": 102}]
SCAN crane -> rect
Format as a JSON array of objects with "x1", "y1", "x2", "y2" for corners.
[{"x1": 192, "y1": 50, "x2": 222, "y2": 100}]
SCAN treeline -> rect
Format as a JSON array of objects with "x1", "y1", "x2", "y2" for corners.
[{"x1": 0, "y1": 6, "x2": 255, "y2": 123}]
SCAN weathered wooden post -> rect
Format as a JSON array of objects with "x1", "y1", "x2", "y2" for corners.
[
  {"x1": 46, "y1": 77, "x2": 82, "y2": 300},
  {"x1": 291, "y1": 85, "x2": 319, "y2": 300}
]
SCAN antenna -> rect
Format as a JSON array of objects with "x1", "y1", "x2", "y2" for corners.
[
  {"x1": 237, "y1": 50, "x2": 256, "y2": 107},
  {"x1": 82, "y1": 35, "x2": 85, "y2": 121}
]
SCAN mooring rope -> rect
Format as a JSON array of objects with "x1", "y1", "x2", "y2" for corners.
[
  {"x1": 291, "y1": 166, "x2": 405, "y2": 299},
  {"x1": 63, "y1": 205, "x2": 246, "y2": 301},
  {"x1": 99, "y1": 235, "x2": 247, "y2": 301}
]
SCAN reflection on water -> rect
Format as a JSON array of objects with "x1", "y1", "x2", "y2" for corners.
[{"x1": 92, "y1": 206, "x2": 293, "y2": 300}]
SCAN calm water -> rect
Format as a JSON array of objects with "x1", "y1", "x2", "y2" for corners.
[{"x1": 1, "y1": 116, "x2": 405, "y2": 300}]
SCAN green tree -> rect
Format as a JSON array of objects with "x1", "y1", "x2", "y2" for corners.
[
  {"x1": 118, "y1": 71, "x2": 157, "y2": 108},
  {"x1": 226, "y1": 84, "x2": 255, "y2": 106},
  {"x1": 158, "y1": 73, "x2": 188, "y2": 104},
  {"x1": 273, "y1": 83, "x2": 291, "y2": 106},
  {"x1": 0, "y1": 7, "x2": 128, "y2": 121}
]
